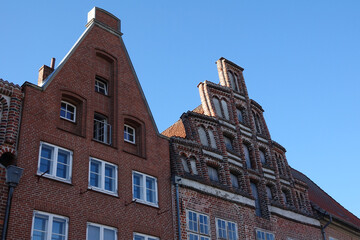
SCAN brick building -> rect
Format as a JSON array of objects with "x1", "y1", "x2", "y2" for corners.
[
  {"x1": 0, "y1": 79, "x2": 22, "y2": 235},
  {"x1": 0, "y1": 7, "x2": 359, "y2": 240},
  {"x1": 162, "y1": 58, "x2": 360, "y2": 240},
  {"x1": 4, "y1": 7, "x2": 173, "y2": 240}
]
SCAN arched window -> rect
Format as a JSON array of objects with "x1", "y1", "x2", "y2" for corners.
[
  {"x1": 259, "y1": 150, "x2": 266, "y2": 164},
  {"x1": 228, "y1": 71, "x2": 239, "y2": 91},
  {"x1": 266, "y1": 185, "x2": 273, "y2": 201},
  {"x1": 207, "y1": 165, "x2": 219, "y2": 182},
  {"x1": 181, "y1": 156, "x2": 190, "y2": 173},
  {"x1": 242, "y1": 144, "x2": 252, "y2": 169},
  {"x1": 213, "y1": 97, "x2": 223, "y2": 118},
  {"x1": 251, "y1": 182, "x2": 261, "y2": 216},
  {"x1": 230, "y1": 173, "x2": 240, "y2": 189},
  {"x1": 208, "y1": 129, "x2": 217, "y2": 149},
  {"x1": 253, "y1": 112, "x2": 263, "y2": 134},
  {"x1": 236, "y1": 108, "x2": 243, "y2": 123},
  {"x1": 198, "y1": 126, "x2": 208, "y2": 146},
  {"x1": 224, "y1": 135, "x2": 234, "y2": 151},
  {"x1": 189, "y1": 157, "x2": 198, "y2": 175},
  {"x1": 221, "y1": 100, "x2": 230, "y2": 120}
]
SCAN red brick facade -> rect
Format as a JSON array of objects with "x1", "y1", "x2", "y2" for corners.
[
  {"x1": 163, "y1": 58, "x2": 360, "y2": 239},
  {"x1": 5, "y1": 8, "x2": 173, "y2": 240}
]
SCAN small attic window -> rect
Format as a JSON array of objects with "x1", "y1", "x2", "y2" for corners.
[
  {"x1": 95, "y1": 77, "x2": 108, "y2": 95},
  {"x1": 60, "y1": 101, "x2": 76, "y2": 122}
]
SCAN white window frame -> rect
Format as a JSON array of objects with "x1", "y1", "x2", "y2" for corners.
[
  {"x1": 186, "y1": 210, "x2": 210, "y2": 240},
  {"x1": 255, "y1": 229, "x2": 275, "y2": 240},
  {"x1": 132, "y1": 171, "x2": 158, "y2": 207},
  {"x1": 86, "y1": 222, "x2": 117, "y2": 240},
  {"x1": 95, "y1": 78, "x2": 108, "y2": 95},
  {"x1": 37, "y1": 142, "x2": 73, "y2": 183},
  {"x1": 133, "y1": 232, "x2": 159, "y2": 240},
  {"x1": 215, "y1": 218, "x2": 238, "y2": 240},
  {"x1": 31, "y1": 211, "x2": 69, "y2": 240},
  {"x1": 88, "y1": 157, "x2": 118, "y2": 196},
  {"x1": 94, "y1": 114, "x2": 111, "y2": 145},
  {"x1": 60, "y1": 101, "x2": 76, "y2": 122},
  {"x1": 124, "y1": 124, "x2": 136, "y2": 144}
]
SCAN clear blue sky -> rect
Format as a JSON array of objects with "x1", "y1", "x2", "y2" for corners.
[{"x1": 1, "y1": 1, "x2": 359, "y2": 218}]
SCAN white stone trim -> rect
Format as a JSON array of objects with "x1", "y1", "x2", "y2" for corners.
[
  {"x1": 227, "y1": 152, "x2": 241, "y2": 161},
  {"x1": 264, "y1": 173, "x2": 276, "y2": 180},
  {"x1": 219, "y1": 120, "x2": 236, "y2": 130},
  {"x1": 239, "y1": 124, "x2": 251, "y2": 132},
  {"x1": 203, "y1": 149, "x2": 223, "y2": 160},
  {"x1": 263, "y1": 168, "x2": 275, "y2": 174},
  {"x1": 280, "y1": 179, "x2": 291, "y2": 185},
  {"x1": 257, "y1": 136, "x2": 268, "y2": 143},
  {"x1": 268, "y1": 206, "x2": 321, "y2": 226},
  {"x1": 176, "y1": 176, "x2": 255, "y2": 207},
  {"x1": 228, "y1": 158, "x2": 243, "y2": 168},
  {"x1": 241, "y1": 130, "x2": 252, "y2": 137},
  {"x1": 234, "y1": 92, "x2": 246, "y2": 100}
]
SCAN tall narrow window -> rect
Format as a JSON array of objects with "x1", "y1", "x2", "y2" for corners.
[
  {"x1": 251, "y1": 182, "x2": 261, "y2": 216},
  {"x1": 207, "y1": 165, "x2": 219, "y2": 182},
  {"x1": 31, "y1": 211, "x2": 68, "y2": 240},
  {"x1": 221, "y1": 100, "x2": 230, "y2": 120},
  {"x1": 181, "y1": 156, "x2": 190, "y2": 173},
  {"x1": 213, "y1": 97, "x2": 223, "y2": 118},
  {"x1": 228, "y1": 71, "x2": 239, "y2": 92},
  {"x1": 259, "y1": 150, "x2": 266, "y2": 164},
  {"x1": 224, "y1": 136, "x2": 234, "y2": 151},
  {"x1": 243, "y1": 144, "x2": 252, "y2": 169},
  {"x1": 124, "y1": 124, "x2": 135, "y2": 144},
  {"x1": 208, "y1": 130, "x2": 217, "y2": 149},
  {"x1": 189, "y1": 157, "x2": 198, "y2": 175},
  {"x1": 38, "y1": 142, "x2": 72, "y2": 183},
  {"x1": 89, "y1": 158, "x2": 118, "y2": 195},
  {"x1": 60, "y1": 101, "x2": 76, "y2": 122},
  {"x1": 236, "y1": 108, "x2": 243, "y2": 123},
  {"x1": 198, "y1": 127, "x2": 208, "y2": 146},
  {"x1": 266, "y1": 185, "x2": 273, "y2": 201},
  {"x1": 94, "y1": 114, "x2": 111, "y2": 144},
  {"x1": 133, "y1": 171, "x2": 158, "y2": 206},
  {"x1": 95, "y1": 77, "x2": 108, "y2": 95},
  {"x1": 230, "y1": 173, "x2": 239, "y2": 189}
]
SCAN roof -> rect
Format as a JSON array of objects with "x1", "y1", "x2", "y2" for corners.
[
  {"x1": 161, "y1": 119, "x2": 186, "y2": 138},
  {"x1": 291, "y1": 168, "x2": 360, "y2": 229}
]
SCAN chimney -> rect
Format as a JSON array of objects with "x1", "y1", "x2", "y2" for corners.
[
  {"x1": 38, "y1": 58, "x2": 55, "y2": 86},
  {"x1": 86, "y1": 7, "x2": 121, "y2": 33}
]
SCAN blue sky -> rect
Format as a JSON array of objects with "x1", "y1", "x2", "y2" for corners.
[{"x1": 1, "y1": 1, "x2": 359, "y2": 218}]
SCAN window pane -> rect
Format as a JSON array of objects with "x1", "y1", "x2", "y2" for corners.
[
  {"x1": 134, "y1": 235, "x2": 145, "y2": 240},
  {"x1": 133, "y1": 173, "x2": 143, "y2": 200},
  {"x1": 208, "y1": 130, "x2": 217, "y2": 149},
  {"x1": 224, "y1": 136, "x2": 233, "y2": 151},
  {"x1": 251, "y1": 183, "x2": 261, "y2": 216},
  {"x1": 146, "y1": 177, "x2": 156, "y2": 203},
  {"x1": 199, "y1": 215, "x2": 209, "y2": 234},
  {"x1": 105, "y1": 165, "x2": 115, "y2": 192},
  {"x1": 236, "y1": 109, "x2": 243, "y2": 123},
  {"x1": 104, "y1": 229, "x2": 115, "y2": 240},
  {"x1": 266, "y1": 186, "x2": 272, "y2": 200},
  {"x1": 213, "y1": 98, "x2": 222, "y2": 118},
  {"x1": 230, "y1": 173, "x2": 239, "y2": 189},
  {"x1": 221, "y1": 100, "x2": 230, "y2": 120},
  {"x1": 217, "y1": 219, "x2": 226, "y2": 238},
  {"x1": 88, "y1": 225, "x2": 100, "y2": 240},
  {"x1": 207, "y1": 166, "x2": 219, "y2": 182},
  {"x1": 188, "y1": 234, "x2": 199, "y2": 240},
  {"x1": 243, "y1": 144, "x2": 251, "y2": 168},
  {"x1": 90, "y1": 161, "x2": 101, "y2": 188},
  {"x1": 40, "y1": 145, "x2": 53, "y2": 174},
  {"x1": 188, "y1": 211, "x2": 198, "y2": 232},
  {"x1": 190, "y1": 159, "x2": 198, "y2": 175},
  {"x1": 198, "y1": 127, "x2": 208, "y2": 146},
  {"x1": 260, "y1": 150, "x2": 266, "y2": 164},
  {"x1": 56, "y1": 150, "x2": 69, "y2": 179},
  {"x1": 228, "y1": 222, "x2": 237, "y2": 240},
  {"x1": 181, "y1": 157, "x2": 190, "y2": 173},
  {"x1": 34, "y1": 215, "x2": 48, "y2": 240}
]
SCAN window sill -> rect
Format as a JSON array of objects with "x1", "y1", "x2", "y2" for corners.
[
  {"x1": 88, "y1": 186, "x2": 118, "y2": 197},
  {"x1": 36, "y1": 173, "x2": 72, "y2": 185},
  {"x1": 132, "y1": 198, "x2": 159, "y2": 208},
  {"x1": 91, "y1": 139, "x2": 117, "y2": 149},
  {"x1": 60, "y1": 116, "x2": 76, "y2": 123}
]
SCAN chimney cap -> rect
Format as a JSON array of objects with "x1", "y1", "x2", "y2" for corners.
[{"x1": 87, "y1": 7, "x2": 121, "y2": 32}]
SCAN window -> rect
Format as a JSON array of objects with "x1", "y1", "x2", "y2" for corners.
[
  {"x1": 87, "y1": 222, "x2": 117, "y2": 240},
  {"x1": 236, "y1": 108, "x2": 243, "y2": 123},
  {"x1": 242, "y1": 144, "x2": 252, "y2": 169},
  {"x1": 133, "y1": 233, "x2": 159, "y2": 240},
  {"x1": 133, "y1": 171, "x2": 158, "y2": 206},
  {"x1": 224, "y1": 136, "x2": 233, "y2": 151},
  {"x1": 266, "y1": 186, "x2": 273, "y2": 201},
  {"x1": 259, "y1": 150, "x2": 266, "y2": 164},
  {"x1": 282, "y1": 189, "x2": 291, "y2": 206},
  {"x1": 251, "y1": 182, "x2": 261, "y2": 216},
  {"x1": 60, "y1": 101, "x2": 76, "y2": 122},
  {"x1": 124, "y1": 124, "x2": 135, "y2": 144},
  {"x1": 230, "y1": 173, "x2": 240, "y2": 189},
  {"x1": 198, "y1": 127, "x2": 208, "y2": 146},
  {"x1": 181, "y1": 156, "x2": 190, "y2": 173},
  {"x1": 216, "y1": 218, "x2": 237, "y2": 240},
  {"x1": 37, "y1": 142, "x2": 72, "y2": 182},
  {"x1": 187, "y1": 210, "x2": 210, "y2": 240},
  {"x1": 207, "y1": 165, "x2": 219, "y2": 182},
  {"x1": 95, "y1": 78, "x2": 108, "y2": 95},
  {"x1": 253, "y1": 112, "x2": 262, "y2": 134},
  {"x1": 94, "y1": 114, "x2": 111, "y2": 144},
  {"x1": 89, "y1": 158, "x2": 118, "y2": 195},
  {"x1": 213, "y1": 97, "x2": 223, "y2": 118},
  {"x1": 221, "y1": 100, "x2": 230, "y2": 120},
  {"x1": 228, "y1": 71, "x2": 239, "y2": 92},
  {"x1": 256, "y1": 229, "x2": 275, "y2": 240},
  {"x1": 208, "y1": 130, "x2": 217, "y2": 149},
  {"x1": 31, "y1": 211, "x2": 68, "y2": 240},
  {"x1": 189, "y1": 157, "x2": 198, "y2": 175}
]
